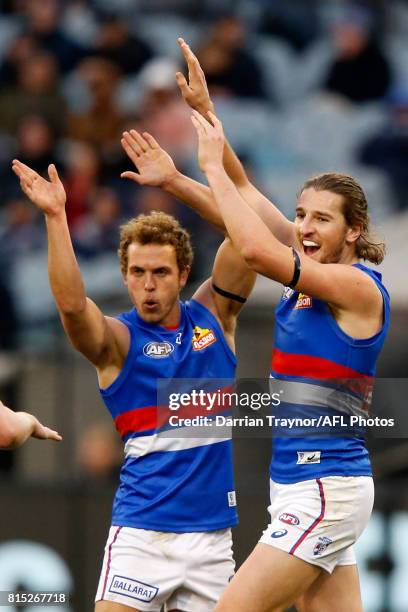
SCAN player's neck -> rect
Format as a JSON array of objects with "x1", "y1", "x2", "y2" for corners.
[{"x1": 160, "y1": 301, "x2": 182, "y2": 329}]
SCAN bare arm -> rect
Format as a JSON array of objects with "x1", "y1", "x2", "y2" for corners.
[
  {"x1": 191, "y1": 111, "x2": 382, "y2": 316},
  {"x1": 120, "y1": 133, "x2": 256, "y2": 345},
  {"x1": 121, "y1": 129, "x2": 225, "y2": 230},
  {"x1": 11, "y1": 160, "x2": 128, "y2": 372},
  {"x1": 176, "y1": 38, "x2": 296, "y2": 246},
  {"x1": 192, "y1": 238, "x2": 256, "y2": 350},
  {"x1": 0, "y1": 401, "x2": 62, "y2": 449}
]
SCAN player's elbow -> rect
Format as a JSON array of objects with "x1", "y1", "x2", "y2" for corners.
[
  {"x1": 57, "y1": 297, "x2": 87, "y2": 316},
  {"x1": 240, "y1": 244, "x2": 263, "y2": 271}
]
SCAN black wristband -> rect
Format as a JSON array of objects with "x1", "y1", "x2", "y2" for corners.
[
  {"x1": 212, "y1": 283, "x2": 247, "y2": 304},
  {"x1": 288, "y1": 248, "x2": 301, "y2": 289}
]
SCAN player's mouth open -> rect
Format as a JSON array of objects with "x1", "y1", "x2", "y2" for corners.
[
  {"x1": 302, "y1": 240, "x2": 320, "y2": 256},
  {"x1": 144, "y1": 300, "x2": 158, "y2": 309}
]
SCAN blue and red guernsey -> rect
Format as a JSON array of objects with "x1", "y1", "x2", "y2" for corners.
[
  {"x1": 270, "y1": 263, "x2": 390, "y2": 483},
  {"x1": 100, "y1": 299, "x2": 237, "y2": 532}
]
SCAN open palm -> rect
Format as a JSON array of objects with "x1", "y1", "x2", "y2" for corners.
[
  {"x1": 121, "y1": 130, "x2": 177, "y2": 187},
  {"x1": 12, "y1": 160, "x2": 66, "y2": 215}
]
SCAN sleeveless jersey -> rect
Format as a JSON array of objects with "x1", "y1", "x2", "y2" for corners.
[
  {"x1": 270, "y1": 263, "x2": 390, "y2": 483},
  {"x1": 100, "y1": 299, "x2": 237, "y2": 532}
]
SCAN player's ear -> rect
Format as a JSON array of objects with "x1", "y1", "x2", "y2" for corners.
[{"x1": 345, "y1": 224, "x2": 361, "y2": 245}]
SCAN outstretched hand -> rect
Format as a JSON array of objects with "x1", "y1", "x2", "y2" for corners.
[
  {"x1": 191, "y1": 110, "x2": 225, "y2": 174},
  {"x1": 176, "y1": 38, "x2": 213, "y2": 116},
  {"x1": 12, "y1": 160, "x2": 66, "y2": 216},
  {"x1": 121, "y1": 130, "x2": 178, "y2": 188}
]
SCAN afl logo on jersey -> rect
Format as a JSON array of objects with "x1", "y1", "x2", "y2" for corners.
[
  {"x1": 192, "y1": 326, "x2": 216, "y2": 351},
  {"x1": 143, "y1": 341, "x2": 174, "y2": 358}
]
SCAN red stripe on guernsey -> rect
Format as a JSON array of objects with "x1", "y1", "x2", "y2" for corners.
[
  {"x1": 101, "y1": 526, "x2": 122, "y2": 600},
  {"x1": 271, "y1": 348, "x2": 372, "y2": 380},
  {"x1": 115, "y1": 386, "x2": 235, "y2": 438},
  {"x1": 290, "y1": 479, "x2": 325, "y2": 555},
  {"x1": 115, "y1": 406, "x2": 157, "y2": 437}
]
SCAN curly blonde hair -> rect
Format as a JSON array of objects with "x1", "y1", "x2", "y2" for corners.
[{"x1": 118, "y1": 211, "x2": 193, "y2": 275}]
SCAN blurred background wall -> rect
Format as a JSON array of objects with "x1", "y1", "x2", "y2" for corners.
[{"x1": 0, "y1": 0, "x2": 408, "y2": 610}]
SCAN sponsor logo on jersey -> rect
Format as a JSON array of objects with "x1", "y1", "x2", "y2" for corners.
[
  {"x1": 279, "y1": 513, "x2": 300, "y2": 526},
  {"x1": 228, "y1": 491, "x2": 237, "y2": 507},
  {"x1": 294, "y1": 293, "x2": 312, "y2": 309},
  {"x1": 109, "y1": 575, "x2": 158, "y2": 602},
  {"x1": 143, "y1": 341, "x2": 174, "y2": 358},
  {"x1": 313, "y1": 537, "x2": 332, "y2": 556},
  {"x1": 271, "y1": 529, "x2": 288, "y2": 538},
  {"x1": 192, "y1": 326, "x2": 216, "y2": 351},
  {"x1": 296, "y1": 451, "x2": 321, "y2": 464},
  {"x1": 282, "y1": 287, "x2": 295, "y2": 301}
]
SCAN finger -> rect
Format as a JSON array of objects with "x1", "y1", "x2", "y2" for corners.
[
  {"x1": 122, "y1": 132, "x2": 143, "y2": 157},
  {"x1": 180, "y1": 40, "x2": 203, "y2": 78},
  {"x1": 48, "y1": 164, "x2": 62, "y2": 185},
  {"x1": 207, "y1": 110, "x2": 222, "y2": 130},
  {"x1": 12, "y1": 161, "x2": 35, "y2": 182},
  {"x1": 12, "y1": 159, "x2": 38, "y2": 180},
  {"x1": 121, "y1": 171, "x2": 144, "y2": 184},
  {"x1": 192, "y1": 109, "x2": 210, "y2": 131},
  {"x1": 191, "y1": 114, "x2": 204, "y2": 136},
  {"x1": 46, "y1": 428, "x2": 63, "y2": 441},
  {"x1": 176, "y1": 72, "x2": 190, "y2": 96},
  {"x1": 19, "y1": 179, "x2": 33, "y2": 198},
  {"x1": 130, "y1": 129, "x2": 148, "y2": 153},
  {"x1": 142, "y1": 132, "x2": 159, "y2": 149}
]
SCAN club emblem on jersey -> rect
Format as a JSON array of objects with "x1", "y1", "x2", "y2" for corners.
[
  {"x1": 294, "y1": 293, "x2": 312, "y2": 309},
  {"x1": 313, "y1": 537, "x2": 332, "y2": 556},
  {"x1": 143, "y1": 341, "x2": 174, "y2": 358},
  {"x1": 192, "y1": 326, "x2": 216, "y2": 351}
]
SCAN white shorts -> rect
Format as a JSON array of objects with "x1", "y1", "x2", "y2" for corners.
[
  {"x1": 95, "y1": 526, "x2": 235, "y2": 611},
  {"x1": 259, "y1": 476, "x2": 374, "y2": 573}
]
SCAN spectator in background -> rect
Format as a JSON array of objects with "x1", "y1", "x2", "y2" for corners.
[
  {"x1": 67, "y1": 57, "x2": 125, "y2": 177},
  {"x1": 72, "y1": 186, "x2": 122, "y2": 258},
  {"x1": 76, "y1": 421, "x2": 121, "y2": 483},
  {"x1": 0, "y1": 197, "x2": 45, "y2": 260},
  {"x1": 0, "y1": 114, "x2": 61, "y2": 203},
  {"x1": 359, "y1": 88, "x2": 408, "y2": 210},
  {"x1": 0, "y1": 33, "x2": 39, "y2": 86},
  {"x1": 23, "y1": 0, "x2": 89, "y2": 73},
  {"x1": 135, "y1": 57, "x2": 197, "y2": 169},
  {"x1": 94, "y1": 12, "x2": 153, "y2": 76},
  {"x1": 63, "y1": 142, "x2": 101, "y2": 230},
  {"x1": 0, "y1": 51, "x2": 66, "y2": 136},
  {"x1": 196, "y1": 13, "x2": 268, "y2": 100},
  {"x1": 259, "y1": 0, "x2": 321, "y2": 52},
  {"x1": 323, "y1": 4, "x2": 392, "y2": 103}
]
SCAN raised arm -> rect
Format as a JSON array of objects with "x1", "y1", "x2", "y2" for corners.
[
  {"x1": 121, "y1": 129, "x2": 225, "y2": 230},
  {"x1": 120, "y1": 132, "x2": 255, "y2": 347},
  {"x1": 192, "y1": 238, "x2": 256, "y2": 351},
  {"x1": 176, "y1": 38, "x2": 296, "y2": 246},
  {"x1": 191, "y1": 111, "x2": 382, "y2": 318},
  {"x1": 11, "y1": 161, "x2": 128, "y2": 381},
  {"x1": 0, "y1": 400, "x2": 62, "y2": 449}
]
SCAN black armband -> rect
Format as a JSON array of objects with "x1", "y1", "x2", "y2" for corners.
[
  {"x1": 288, "y1": 248, "x2": 301, "y2": 289},
  {"x1": 212, "y1": 283, "x2": 247, "y2": 304}
]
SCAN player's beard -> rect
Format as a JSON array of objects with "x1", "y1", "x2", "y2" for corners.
[{"x1": 320, "y1": 230, "x2": 349, "y2": 264}]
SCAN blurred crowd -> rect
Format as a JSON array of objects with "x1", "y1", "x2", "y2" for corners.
[{"x1": 0, "y1": 0, "x2": 408, "y2": 345}]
